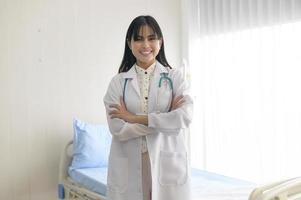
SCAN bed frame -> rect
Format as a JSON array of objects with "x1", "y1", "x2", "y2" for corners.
[
  {"x1": 58, "y1": 141, "x2": 301, "y2": 200},
  {"x1": 58, "y1": 140, "x2": 106, "y2": 200},
  {"x1": 249, "y1": 177, "x2": 301, "y2": 200}
]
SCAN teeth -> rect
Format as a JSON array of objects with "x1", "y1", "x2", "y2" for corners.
[{"x1": 141, "y1": 51, "x2": 151, "y2": 55}]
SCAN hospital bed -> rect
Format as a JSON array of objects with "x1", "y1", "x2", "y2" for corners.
[
  {"x1": 58, "y1": 140, "x2": 256, "y2": 200},
  {"x1": 58, "y1": 140, "x2": 107, "y2": 200},
  {"x1": 58, "y1": 120, "x2": 301, "y2": 200}
]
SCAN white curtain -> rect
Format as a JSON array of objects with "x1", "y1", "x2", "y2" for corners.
[{"x1": 184, "y1": 0, "x2": 301, "y2": 184}]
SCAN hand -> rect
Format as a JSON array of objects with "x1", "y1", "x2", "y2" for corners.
[
  {"x1": 170, "y1": 95, "x2": 185, "y2": 111},
  {"x1": 109, "y1": 97, "x2": 135, "y2": 123}
]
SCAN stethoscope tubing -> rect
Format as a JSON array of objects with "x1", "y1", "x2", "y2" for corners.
[{"x1": 123, "y1": 73, "x2": 173, "y2": 109}]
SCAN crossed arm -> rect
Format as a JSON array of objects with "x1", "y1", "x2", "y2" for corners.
[
  {"x1": 104, "y1": 69, "x2": 193, "y2": 141},
  {"x1": 109, "y1": 95, "x2": 185, "y2": 126}
]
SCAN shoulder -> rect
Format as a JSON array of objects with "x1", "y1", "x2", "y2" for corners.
[
  {"x1": 110, "y1": 73, "x2": 123, "y2": 82},
  {"x1": 108, "y1": 73, "x2": 124, "y2": 86},
  {"x1": 169, "y1": 67, "x2": 190, "y2": 94},
  {"x1": 156, "y1": 61, "x2": 184, "y2": 80},
  {"x1": 105, "y1": 73, "x2": 126, "y2": 96},
  {"x1": 169, "y1": 67, "x2": 185, "y2": 81}
]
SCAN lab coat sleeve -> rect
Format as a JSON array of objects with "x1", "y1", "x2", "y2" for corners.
[
  {"x1": 148, "y1": 69, "x2": 193, "y2": 134},
  {"x1": 103, "y1": 75, "x2": 155, "y2": 142}
]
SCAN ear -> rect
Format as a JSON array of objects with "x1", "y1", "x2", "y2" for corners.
[{"x1": 159, "y1": 39, "x2": 163, "y2": 48}]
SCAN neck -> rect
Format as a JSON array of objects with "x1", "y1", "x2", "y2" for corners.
[{"x1": 136, "y1": 60, "x2": 156, "y2": 70}]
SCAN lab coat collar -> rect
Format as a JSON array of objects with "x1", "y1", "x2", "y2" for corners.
[
  {"x1": 122, "y1": 65, "x2": 136, "y2": 79},
  {"x1": 155, "y1": 61, "x2": 169, "y2": 74},
  {"x1": 122, "y1": 61, "x2": 169, "y2": 98},
  {"x1": 122, "y1": 65, "x2": 140, "y2": 97}
]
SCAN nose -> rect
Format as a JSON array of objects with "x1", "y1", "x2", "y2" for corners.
[{"x1": 142, "y1": 39, "x2": 150, "y2": 48}]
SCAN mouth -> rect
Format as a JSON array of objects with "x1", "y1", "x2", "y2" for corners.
[{"x1": 140, "y1": 50, "x2": 152, "y2": 56}]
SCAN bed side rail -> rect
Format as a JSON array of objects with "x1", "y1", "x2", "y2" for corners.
[
  {"x1": 58, "y1": 140, "x2": 73, "y2": 199},
  {"x1": 249, "y1": 177, "x2": 301, "y2": 200}
]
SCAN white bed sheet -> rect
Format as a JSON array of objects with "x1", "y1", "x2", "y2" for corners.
[
  {"x1": 191, "y1": 169, "x2": 256, "y2": 200},
  {"x1": 68, "y1": 167, "x2": 256, "y2": 200}
]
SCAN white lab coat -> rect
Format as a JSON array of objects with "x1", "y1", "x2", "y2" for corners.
[{"x1": 103, "y1": 61, "x2": 193, "y2": 200}]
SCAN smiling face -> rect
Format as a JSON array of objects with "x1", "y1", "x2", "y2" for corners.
[{"x1": 128, "y1": 25, "x2": 162, "y2": 69}]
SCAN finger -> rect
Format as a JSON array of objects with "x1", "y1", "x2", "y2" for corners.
[
  {"x1": 109, "y1": 104, "x2": 120, "y2": 110},
  {"x1": 120, "y1": 97, "x2": 125, "y2": 107},
  {"x1": 109, "y1": 104, "x2": 120, "y2": 108},
  {"x1": 110, "y1": 115, "x2": 117, "y2": 119},
  {"x1": 172, "y1": 96, "x2": 179, "y2": 104},
  {"x1": 110, "y1": 114, "x2": 121, "y2": 119},
  {"x1": 177, "y1": 95, "x2": 185, "y2": 102},
  {"x1": 174, "y1": 102, "x2": 183, "y2": 109},
  {"x1": 174, "y1": 95, "x2": 182, "y2": 102},
  {"x1": 172, "y1": 97, "x2": 182, "y2": 107},
  {"x1": 177, "y1": 98, "x2": 186, "y2": 105},
  {"x1": 109, "y1": 111, "x2": 118, "y2": 115},
  {"x1": 174, "y1": 95, "x2": 184, "y2": 104},
  {"x1": 173, "y1": 99, "x2": 185, "y2": 110}
]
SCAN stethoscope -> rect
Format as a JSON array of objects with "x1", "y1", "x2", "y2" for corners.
[{"x1": 123, "y1": 72, "x2": 173, "y2": 110}]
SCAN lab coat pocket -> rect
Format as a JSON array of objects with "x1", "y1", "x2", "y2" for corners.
[
  {"x1": 107, "y1": 157, "x2": 128, "y2": 193},
  {"x1": 159, "y1": 151, "x2": 187, "y2": 186}
]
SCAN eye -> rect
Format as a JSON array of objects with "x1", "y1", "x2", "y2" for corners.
[
  {"x1": 148, "y1": 35, "x2": 157, "y2": 40},
  {"x1": 148, "y1": 35, "x2": 158, "y2": 41},
  {"x1": 135, "y1": 36, "x2": 143, "y2": 41}
]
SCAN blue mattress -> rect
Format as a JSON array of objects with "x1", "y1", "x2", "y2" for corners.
[{"x1": 69, "y1": 168, "x2": 255, "y2": 199}]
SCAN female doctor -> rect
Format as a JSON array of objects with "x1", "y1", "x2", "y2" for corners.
[{"x1": 103, "y1": 15, "x2": 193, "y2": 200}]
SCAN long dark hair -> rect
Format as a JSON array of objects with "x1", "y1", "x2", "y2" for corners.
[{"x1": 118, "y1": 15, "x2": 171, "y2": 73}]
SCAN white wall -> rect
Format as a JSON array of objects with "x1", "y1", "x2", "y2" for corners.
[{"x1": 0, "y1": 0, "x2": 181, "y2": 199}]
